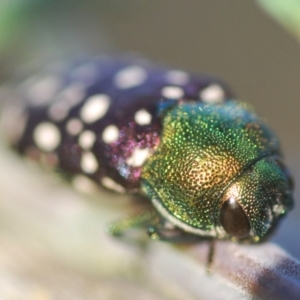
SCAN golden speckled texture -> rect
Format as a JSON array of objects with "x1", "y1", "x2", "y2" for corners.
[{"x1": 142, "y1": 101, "x2": 293, "y2": 241}]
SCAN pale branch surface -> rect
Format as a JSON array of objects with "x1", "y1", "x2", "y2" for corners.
[{"x1": 0, "y1": 141, "x2": 299, "y2": 299}]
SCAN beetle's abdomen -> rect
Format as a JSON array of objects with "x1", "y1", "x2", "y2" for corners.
[{"x1": 1, "y1": 56, "x2": 233, "y2": 193}]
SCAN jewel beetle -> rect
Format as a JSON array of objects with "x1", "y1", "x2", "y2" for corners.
[{"x1": 0, "y1": 56, "x2": 294, "y2": 244}]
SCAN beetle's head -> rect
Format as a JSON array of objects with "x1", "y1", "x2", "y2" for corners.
[{"x1": 216, "y1": 156, "x2": 294, "y2": 242}]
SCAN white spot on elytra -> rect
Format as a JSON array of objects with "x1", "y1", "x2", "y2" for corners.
[
  {"x1": 0, "y1": 104, "x2": 28, "y2": 145},
  {"x1": 126, "y1": 148, "x2": 151, "y2": 167},
  {"x1": 60, "y1": 83, "x2": 86, "y2": 107},
  {"x1": 101, "y1": 176, "x2": 125, "y2": 193},
  {"x1": 114, "y1": 66, "x2": 147, "y2": 89},
  {"x1": 161, "y1": 86, "x2": 184, "y2": 99},
  {"x1": 33, "y1": 122, "x2": 61, "y2": 151},
  {"x1": 165, "y1": 70, "x2": 189, "y2": 85},
  {"x1": 78, "y1": 130, "x2": 96, "y2": 150},
  {"x1": 80, "y1": 151, "x2": 98, "y2": 173},
  {"x1": 72, "y1": 175, "x2": 100, "y2": 195},
  {"x1": 80, "y1": 94, "x2": 110, "y2": 123},
  {"x1": 48, "y1": 102, "x2": 69, "y2": 121},
  {"x1": 102, "y1": 125, "x2": 119, "y2": 144},
  {"x1": 134, "y1": 109, "x2": 152, "y2": 125},
  {"x1": 47, "y1": 83, "x2": 87, "y2": 122},
  {"x1": 27, "y1": 76, "x2": 62, "y2": 106},
  {"x1": 72, "y1": 63, "x2": 99, "y2": 86},
  {"x1": 66, "y1": 118, "x2": 83, "y2": 136},
  {"x1": 200, "y1": 84, "x2": 225, "y2": 104}
]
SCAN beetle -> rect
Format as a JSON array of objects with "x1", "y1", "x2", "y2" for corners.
[{"x1": 0, "y1": 56, "x2": 294, "y2": 244}]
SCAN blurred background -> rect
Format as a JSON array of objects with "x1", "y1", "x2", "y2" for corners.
[
  {"x1": 0, "y1": 0, "x2": 300, "y2": 298},
  {"x1": 1, "y1": 1, "x2": 300, "y2": 156}
]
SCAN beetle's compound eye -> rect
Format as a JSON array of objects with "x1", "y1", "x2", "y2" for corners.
[{"x1": 220, "y1": 197, "x2": 250, "y2": 239}]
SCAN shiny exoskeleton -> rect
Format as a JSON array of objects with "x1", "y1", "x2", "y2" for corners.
[{"x1": 0, "y1": 56, "x2": 294, "y2": 243}]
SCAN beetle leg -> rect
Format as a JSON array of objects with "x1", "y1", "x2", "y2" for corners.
[
  {"x1": 107, "y1": 209, "x2": 201, "y2": 243},
  {"x1": 147, "y1": 223, "x2": 202, "y2": 243},
  {"x1": 107, "y1": 209, "x2": 160, "y2": 239},
  {"x1": 146, "y1": 215, "x2": 203, "y2": 243},
  {"x1": 206, "y1": 239, "x2": 215, "y2": 274}
]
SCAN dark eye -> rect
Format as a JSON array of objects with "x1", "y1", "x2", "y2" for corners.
[{"x1": 220, "y1": 198, "x2": 250, "y2": 239}]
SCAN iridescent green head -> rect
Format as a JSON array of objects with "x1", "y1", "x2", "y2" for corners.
[{"x1": 142, "y1": 101, "x2": 293, "y2": 243}]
